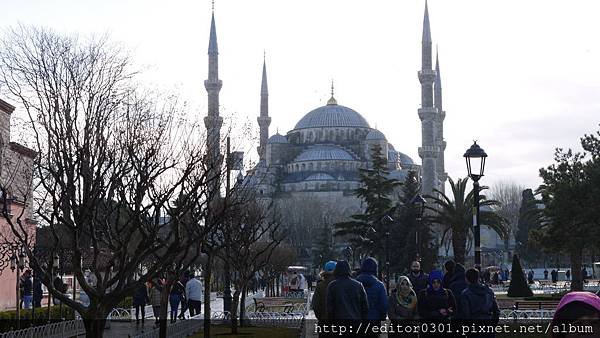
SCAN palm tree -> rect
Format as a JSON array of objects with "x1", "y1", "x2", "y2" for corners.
[{"x1": 425, "y1": 177, "x2": 507, "y2": 265}]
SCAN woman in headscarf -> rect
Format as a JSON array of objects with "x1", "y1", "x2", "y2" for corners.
[
  {"x1": 417, "y1": 270, "x2": 456, "y2": 337},
  {"x1": 551, "y1": 291, "x2": 600, "y2": 338},
  {"x1": 388, "y1": 276, "x2": 418, "y2": 337}
]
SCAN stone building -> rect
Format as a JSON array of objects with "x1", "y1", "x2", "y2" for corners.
[
  {"x1": 203, "y1": 3, "x2": 447, "y2": 265},
  {"x1": 0, "y1": 98, "x2": 37, "y2": 310}
]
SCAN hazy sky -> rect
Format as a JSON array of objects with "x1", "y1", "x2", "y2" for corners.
[{"x1": 3, "y1": 0, "x2": 600, "y2": 190}]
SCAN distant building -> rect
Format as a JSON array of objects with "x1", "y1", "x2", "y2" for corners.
[
  {"x1": 202, "y1": 3, "x2": 448, "y2": 265},
  {"x1": 0, "y1": 98, "x2": 37, "y2": 310}
]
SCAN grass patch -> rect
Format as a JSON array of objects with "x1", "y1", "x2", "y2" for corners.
[{"x1": 190, "y1": 325, "x2": 299, "y2": 338}]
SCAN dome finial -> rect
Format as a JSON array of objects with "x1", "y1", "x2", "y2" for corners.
[
  {"x1": 327, "y1": 79, "x2": 337, "y2": 105},
  {"x1": 212, "y1": 0, "x2": 215, "y2": 12}
]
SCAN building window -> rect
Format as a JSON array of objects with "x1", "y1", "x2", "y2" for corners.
[{"x1": 309, "y1": 163, "x2": 314, "y2": 170}]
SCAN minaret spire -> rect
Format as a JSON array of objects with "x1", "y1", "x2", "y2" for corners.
[
  {"x1": 257, "y1": 53, "x2": 271, "y2": 162},
  {"x1": 418, "y1": 0, "x2": 439, "y2": 196},
  {"x1": 434, "y1": 46, "x2": 446, "y2": 194},
  {"x1": 434, "y1": 47, "x2": 442, "y2": 111},
  {"x1": 422, "y1": 0, "x2": 431, "y2": 45},
  {"x1": 204, "y1": 4, "x2": 223, "y2": 169}
]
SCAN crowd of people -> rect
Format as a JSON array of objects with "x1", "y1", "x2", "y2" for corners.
[
  {"x1": 311, "y1": 258, "x2": 600, "y2": 337},
  {"x1": 132, "y1": 270, "x2": 203, "y2": 327}
]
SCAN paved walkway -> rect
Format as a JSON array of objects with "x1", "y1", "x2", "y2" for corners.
[{"x1": 93, "y1": 292, "x2": 260, "y2": 337}]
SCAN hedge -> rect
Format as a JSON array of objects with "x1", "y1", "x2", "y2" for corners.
[{"x1": 0, "y1": 305, "x2": 74, "y2": 333}]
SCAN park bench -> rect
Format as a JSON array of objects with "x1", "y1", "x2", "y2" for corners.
[
  {"x1": 513, "y1": 300, "x2": 560, "y2": 310},
  {"x1": 252, "y1": 297, "x2": 295, "y2": 313}
]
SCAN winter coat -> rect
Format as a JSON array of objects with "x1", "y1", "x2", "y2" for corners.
[
  {"x1": 326, "y1": 261, "x2": 369, "y2": 320},
  {"x1": 21, "y1": 276, "x2": 33, "y2": 296},
  {"x1": 458, "y1": 283, "x2": 499, "y2": 321},
  {"x1": 356, "y1": 257, "x2": 388, "y2": 321},
  {"x1": 133, "y1": 284, "x2": 149, "y2": 306},
  {"x1": 311, "y1": 271, "x2": 335, "y2": 321},
  {"x1": 408, "y1": 271, "x2": 429, "y2": 294},
  {"x1": 388, "y1": 289, "x2": 417, "y2": 320},
  {"x1": 149, "y1": 285, "x2": 162, "y2": 307},
  {"x1": 417, "y1": 288, "x2": 456, "y2": 320},
  {"x1": 186, "y1": 277, "x2": 203, "y2": 302},
  {"x1": 449, "y1": 264, "x2": 468, "y2": 312}
]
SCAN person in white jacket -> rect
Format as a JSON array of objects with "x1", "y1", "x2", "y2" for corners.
[{"x1": 185, "y1": 272, "x2": 203, "y2": 317}]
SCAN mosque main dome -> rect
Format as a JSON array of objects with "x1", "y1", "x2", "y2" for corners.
[{"x1": 293, "y1": 100, "x2": 370, "y2": 130}]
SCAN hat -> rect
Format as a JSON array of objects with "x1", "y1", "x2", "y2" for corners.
[{"x1": 324, "y1": 261, "x2": 337, "y2": 272}]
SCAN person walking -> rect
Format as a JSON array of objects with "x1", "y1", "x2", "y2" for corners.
[
  {"x1": 311, "y1": 261, "x2": 336, "y2": 321},
  {"x1": 551, "y1": 269, "x2": 558, "y2": 283},
  {"x1": 326, "y1": 260, "x2": 369, "y2": 321},
  {"x1": 458, "y1": 268, "x2": 500, "y2": 337},
  {"x1": 21, "y1": 270, "x2": 33, "y2": 309},
  {"x1": 449, "y1": 263, "x2": 468, "y2": 314},
  {"x1": 544, "y1": 269, "x2": 549, "y2": 280},
  {"x1": 133, "y1": 281, "x2": 149, "y2": 324},
  {"x1": 408, "y1": 261, "x2": 429, "y2": 294},
  {"x1": 169, "y1": 278, "x2": 185, "y2": 323},
  {"x1": 148, "y1": 280, "x2": 162, "y2": 328},
  {"x1": 185, "y1": 272, "x2": 203, "y2": 317},
  {"x1": 442, "y1": 260, "x2": 455, "y2": 289},
  {"x1": 33, "y1": 271, "x2": 43, "y2": 308},
  {"x1": 356, "y1": 257, "x2": 388, "y2": 334},
  {"x1": 417, "y1": 270, "x2": 456, "y2": 337},
  {"x1": 565, "y1": 269, "x2": 571, "y2": 280},
  {"x1": 388, "y1": 276, "x2": 418, "y2": 338}
]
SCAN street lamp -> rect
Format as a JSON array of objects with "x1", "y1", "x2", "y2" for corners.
[
  {"x1": 464, "y1": 141, "x2": 487, "y2": 270},
  {"x1": 10, "y1": 249, "x2": 26, "y2": 329},
  {"x1": 410, "y1": 194, "x2": 427, "y2": 261},
  {"x1": 381, "y1": 214, "x2": 394, "y2": 296}
]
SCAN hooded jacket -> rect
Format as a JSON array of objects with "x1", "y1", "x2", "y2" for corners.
[
  {"x1": 417, "y1": 270, "x2": 456, "y2": 320},
  {"x1": 312, "y1": 271, "x2": 335, "y2": 320},
  {"x1": 449, "y1": 263, "x2": 468, "y2": 311},
  {"x1": 356, "y1": 257, "x2": 389, "y2": 321},
  {"x1": 408, "y1": 270, "x2": 429, "y2": 294},
  {"x1": 326, "y1": 260, "x2": 369, "y2": 320},
  {"x1": 458, "y1": 282, "x2": 499, "y2": 321}
]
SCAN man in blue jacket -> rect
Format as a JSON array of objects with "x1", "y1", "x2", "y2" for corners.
[{"x1": 356, "y1": 257, "x2": 388, "y2": 322}]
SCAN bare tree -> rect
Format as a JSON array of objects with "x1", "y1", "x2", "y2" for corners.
[
  {"x1": 0, "y1": 26, "x2": 224, "y2": 337},
  {"x1": 220, "y1": 190, "x2": 284, "y2": 334},
  {"x1": 489, "y1": 180, "x2": 525, "y2": 251}
]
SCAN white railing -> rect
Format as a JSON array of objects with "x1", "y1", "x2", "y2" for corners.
[
  {"x1": 499, "y1": 309, "x2": 555, "y2": 320},
  {"x1": 0, "y1": 320, "x2": 85, "y2": 338}
]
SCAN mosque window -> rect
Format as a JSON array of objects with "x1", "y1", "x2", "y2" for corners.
[
  {"x1": 317, "y1": 162, "x2": 322, "y2": 170},
  {"x1": 309, "y1": 163, "x2": 314, "y2": 170},
  {"x1": 295, "y1": 164, "x2": 299, "y2": 171},
  {"x1": 302, "y1": 163, "x2": 306, "y2": 171},
  {"x1": 309, "y1": 131, "x2": 313, "y2": 141},
  {"x1": 329, "y1": 130, "x2": 334, "y2": 140}
]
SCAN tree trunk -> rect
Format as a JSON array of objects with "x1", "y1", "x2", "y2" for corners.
[
  {"x1": 239, "y1": 286, "x2": 246, "y2": 327},
  {"x1": 203, "y1": 254, "x2": 213, "y2": 338},
  {"x1": 159, "y1": 282, "x2": 171, "y2": 338},
  {"x1": 82, "y1": 307, "x2": 108, "y2": 338},
  {"x1": 230, "y1": 290, "x2": 240, "y2": 334},
  {"x1": 570, "y1": 248, "x2": 584, "y2": 291},
  {"x1": 452, "y1": 229, "x2": 467, "y2": 265}
]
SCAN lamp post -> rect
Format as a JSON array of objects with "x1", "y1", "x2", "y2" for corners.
[
  {"x1": 381, "y1": 214, "x2": 394, "y2": 296},
  {"x1": 410, "y1": 194, "x2": 427, "y2": 261},
  {"x1": 10, "y1": 249, "x2": 26, "y2": 329},
  {"x1": 464, "y1": 141, "x2": 487, "y2": 271}
]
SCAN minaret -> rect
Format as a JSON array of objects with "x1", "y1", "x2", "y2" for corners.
[
  {"x1": 204, "y1": 7, "x2": 223, "y2": 166},
  {"x1": 257, "y1": 54, "x2": 271, "y2": 163},
  {"x1": 434, "y1": 49, "x2": 447, "y2": 194},
  {"x1": 418, "y1": 0, "x2": 439, "y2": 196}
]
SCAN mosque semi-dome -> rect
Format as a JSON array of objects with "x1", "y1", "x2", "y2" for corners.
[
  {"x1": 293, "y1": 101, "x2": 370, "y2": 130},
  {"x1": 293, "y1": 145, "x2": 356, "y2": 162},
  {"x1": 366, "y1": 129, "x2": 386, "y2": 141},
  {"x1": 267, "y1": 133, "x2": 288, "y2": 144}
]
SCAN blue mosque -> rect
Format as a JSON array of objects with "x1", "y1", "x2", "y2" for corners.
[{"x1": 203, "y1": 2, "x2": 447, "y2": 262}]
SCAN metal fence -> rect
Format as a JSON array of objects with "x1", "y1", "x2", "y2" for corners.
[{"x1": 0, "y1": 320, "x2": 85, "y2": 338}]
